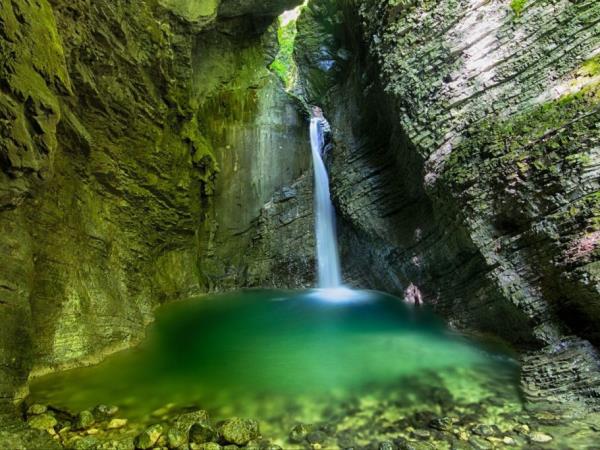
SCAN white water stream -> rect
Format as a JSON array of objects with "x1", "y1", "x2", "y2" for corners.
[{"x1": 310, "y1": 117, "x2": 342, "y2": 288}]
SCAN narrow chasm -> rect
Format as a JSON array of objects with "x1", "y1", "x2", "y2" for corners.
[{"x1": 1, "y1": 0, "x2": 600, "y2": 449}]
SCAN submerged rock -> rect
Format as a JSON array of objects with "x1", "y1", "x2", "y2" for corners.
[
  {"x1": 191, "y1": 443, "x2": 221, "y2": 450},
  {"x1": 27, "y1": 404, "x2": 48, "y2": 415},
  {"x1": 429, "y1": 417, "x2": 453, "y2": 432},
  {"x1": 471, "y1": 424, "x2": 498, "y2": 437},
  {"x1": 95, "y1": 438, "x2": 135, "y2": 450},
  {"x1": 529, "y1": 432, "x2": 553, "y2": 443},
  {"x1": 289, "y1": 423, "x2": 311, "y2": 442},
  {"x1": 75, "y1": 410, "x2": 95, "y2": 430},
  {"x1": 190, "y1": 422, "x2": 217, "y2": 444},
  {"x1": 134, "y1": 424, "x2": 163, "y2": 449},
  {"x1": 27, "y1": 413, "x2": 58, "y2": 430},
  {"x1": 69, "y1": 436, "x2": 101, "y2": 450},
  {"x1": 166, "y1": 426, "x2": 188, "y2": 448},
  {"x1": 217, "y1": 418, "x2": 259, "y2": 445},
  {"x1": 174, "y1": 410, "x2": 211, "y2": 432},
  {"x1": 468, "y1": 436, "x2": 492, "y2": 450},
  {"x1": 379, "y1": 440, "x2": 395, "y2": 450},
  {"x1": 93, "y1": 405, "x2": 119, "y2": 420},
  {"x1": 306, "y1": 430, "x2": 327, "y2": 444},
  {"x1": 107, "y1": 418, "x2": 128, "y2": 429}
]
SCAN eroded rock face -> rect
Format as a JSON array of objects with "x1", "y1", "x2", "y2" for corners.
[
  {"x1": 0, "y1": 0, "x2": 308, "y2": 420},
  {"x1": 294, "y1": 0, "x2": 600, "y2": 407}
]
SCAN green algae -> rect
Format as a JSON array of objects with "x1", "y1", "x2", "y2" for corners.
[
  {"x1": 270, "y1": 12, "x2": 302, "y2": 88},
  {"x1": 510, "y1": 0, "x2": 527, "y2": 17},
  {"x1": 581, "y1": 55, "x2": 600, "y2": 77}
]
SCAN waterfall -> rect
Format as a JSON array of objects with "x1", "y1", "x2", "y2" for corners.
[{"x1": 310, "y1": 117, "x2": 342, "y2": 288}]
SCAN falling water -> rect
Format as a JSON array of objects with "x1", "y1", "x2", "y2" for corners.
[{"x1": 310, "y1": 118, "x2": 342, "y2": 288}]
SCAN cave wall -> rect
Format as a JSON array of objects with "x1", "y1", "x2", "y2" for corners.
[
  {"x1": 294, "y1": 0, "x2": 600, "y2": 407},
  {"x1": 0, "y1": 0, "x2": 310, "y2": 419},
  {"x1": 192, "y1": 21, "x2": 314, "y2": 290}
]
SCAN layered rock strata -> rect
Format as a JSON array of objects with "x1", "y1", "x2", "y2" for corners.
[{"x1": 295, "y1": 0, "x2": 600, "y2": 407}]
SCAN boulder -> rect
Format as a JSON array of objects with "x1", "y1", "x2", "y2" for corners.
[
  {"x1": 27, "y1": 413, "x2": 58, "y2": 430},
  {"x1": 217, "y1": 418, "x2": 259, "y2": 445},
  {"x1": 134, "y1": 424, "x2": 163, "y2": 450},
  {"x1": 189, "y1": 422, "x2": 217, "y2": 444}
]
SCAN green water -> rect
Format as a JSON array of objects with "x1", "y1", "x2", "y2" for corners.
[{"x1": 30, "y1": 289, "x2": 525, "y2": 443}]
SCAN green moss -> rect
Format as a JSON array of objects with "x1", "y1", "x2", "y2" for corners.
[
  {"x1": 269, "y1": 15, "x2": 300, "y2": 89},
  {"x1": 444, "y1": 83, "x2": 600, "y2": 189},
  {"x1": 510, "y1": 0, "x2": 527, "y2": 17},
  {"x1": 158, "y1": 0, "x2": 219, "y2": 22},
  {"x1": 581, "y1": 55, "x2": 600, "y2": 76}
]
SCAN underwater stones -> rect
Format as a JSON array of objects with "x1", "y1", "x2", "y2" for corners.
[
  {"x1": 245, "y1": 440, "x2": 260, "y2": 450},
  {"x1": 134, "y1": 424, "x2": 163, "y2": 450},
  {"x1": 96, "y1": 438, "x2": 135, "y2": 450},
  {"x1": 429, "y1": 417, "x2": 453, "y2": 432},
  {"x1": 217, "y1": 418, "x2": 259, "y2": 445},
  {"x1": 411, "y1": 429, "x2": 431, "y2": 440},
  {"x1": 467, "y1": 436, "x2": 492, "y2": 450},
  {"x1": 74, "y1": 410, "x2": 95, "y2": 430},
  {"x1": 107, "y1": 418, "x2": 128, "y2": 429},
  {"x1": 191, "y1": 443, "x2": 221, "y2": 450},
  {"x1": 306, "y1": 430, "x2": 327, "y2": 445},
  {"x1": 27, "y1": 404, "x2": 48, "y2": 415},
  {"x1": 93, "y1": 404, "x2": 119, "y2": 420},
  {"x1": 378, "y1": 440, "x2": 395, "y2": 450},
  {"x1": 288, "y1": 423, "x2": 311, "y2": 442},
  {"x1": 174, "y1": 410, "x2": 210, "y2": 432},
  {"x1": 529, "y1": 431, "x2": 553, "y2": 443},
  {"x1": 69, "y1": 436, "x2": 102, "y2": 450},
  {"x1": 336, "y1": 431, "x2": 357, "y2": 448},
  {"x1": 471, "y1": 424, "x2": 498, "y2": 437},
  {"x1": 166, "y1": 426, "x2": 187, "y2": 448},
  {"x1": 27, "y1": 413, "x2": 58, "y2": 430},
  {"x1": 513, "y1": 423, "x2": 530, "y2": 435},
  {"x1": 189, "y1": 422, "x2": 217, "y2": 444}
]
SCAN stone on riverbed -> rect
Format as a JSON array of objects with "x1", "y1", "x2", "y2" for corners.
[
  {"x1": 134, "y1": 424, "x2": 163, "y2": 449},
  {"x1": 289, "y1": 423, "x2": 311, "y2": 442},
  {"x1": 166, "y1": 426, "x2": 188, "y2": 448},
  {"x1": 174, "y1": 410, "x2": 210, "y2": 432},
  {"x1": 68, "y1": 436, "x2": 101, "y2": 450},
  {"x1": 191, "y1": 443, "x2": 221, "y2": 450},
  {"x1": 27, "y1": 404, "x2": 48, "y2": 415},
  {"x1": 217, "y1": 418, "x2": 259, "y2": 445},
  {"x1": 93, "y1": 405, "x2": 119, "y2": 421},
  {"x1": 529, "y1": 431, "x2": 553, "y2": 443},
  {"x1": 189, "y1": 422, "x2": 217, "y2": 444},
  {"x1": 97, "y1": 439, "x2": 135, "y2": 450},
  {"x1": 75, "y1": 410, "x2": 95, "y2": 430},
  {"x1": 429, "y1": 417, "x2": 453, "y2": 431},
  {"x1": 107, "y1": 418, "x2": 128, "y2": 429},
  {"x1": 28, "y1": 413, "x2": 58, "y2": 430}
]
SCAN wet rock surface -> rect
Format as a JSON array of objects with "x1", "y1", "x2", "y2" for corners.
[{"x1": 294, "y1": 0, "x2": 600, "y2": 409}]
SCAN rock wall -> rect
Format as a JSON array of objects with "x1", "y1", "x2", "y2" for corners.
[
  {"x1": 192, "y1": 21, "x2": 314, "y2": 290},
  {"x1": 295, "y1": 0, "x2": 600, "y2": 408},
  {"x1": 0, "y1": 0, "x2": 310, "y2": 420}
]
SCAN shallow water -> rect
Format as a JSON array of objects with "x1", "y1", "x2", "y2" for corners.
[{"x1": 30, "y1": 289, "x2": 533, "y2": 444}]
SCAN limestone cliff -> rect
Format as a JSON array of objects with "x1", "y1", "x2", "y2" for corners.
[
  {"x1": 295, "y1": 0, "x2": 600, "y2": 408},
  {"x1": 0, "y1": 0, "x2": 310, "y2": 422}
]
